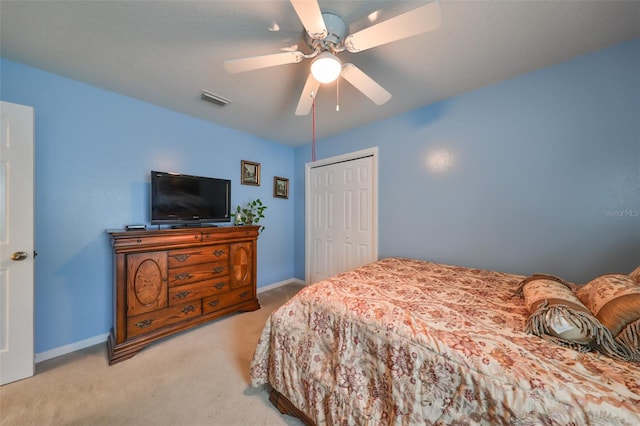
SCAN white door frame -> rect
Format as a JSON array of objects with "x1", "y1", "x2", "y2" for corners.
[{"x1": 305, "y1": 147, "x2": 378, "y2": 284}]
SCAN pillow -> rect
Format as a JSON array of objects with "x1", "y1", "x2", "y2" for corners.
[
  {"x1": 629, "y1": 265, "x2": 640, "y2": 285},
  {"x1": 576, "y1": 274, "x2": 640, "y2": 355},
  {"x1": 576, "y1": 274, "x2": 640, "y2": 335},
  {"x1": 520, "y1": 274, "x2": 597, "y2": 348}
]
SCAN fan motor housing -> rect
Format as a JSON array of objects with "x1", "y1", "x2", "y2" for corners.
[{"x1": 305, "y1": 12, "x2": 347, "y2": 51}]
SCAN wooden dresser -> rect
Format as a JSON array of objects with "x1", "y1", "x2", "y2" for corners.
[{"x1": 107, "y1": 226, "x2": 260, "y2": 364}]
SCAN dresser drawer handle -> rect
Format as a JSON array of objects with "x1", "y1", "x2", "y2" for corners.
[
  {"x1": 135, "y1": 319, "x2": 153, "y2": 328},
  {"x1": 212, "y1": 266, "x2": 225, "y2": 274},
  {"x1": 214, "y1": 282, "x2": 225, "y2": 289},
  {"x1": 208, "y1": 300, "x2": 220, "y2": 308},
  {"x1": 239, "y1": 291, "x2": 249, "y2": 298},
  {"x1": 172, "y1": 254, "x2": 190, "y2": 263},
  {"x1": 176, "y1": 290, "x2": 191, "y2": 299},
  {"x1": 182, "y1": 305, "x2": 195, "y2": 314},
  {"x1": 175, "y1": 272, "x2": 191, "y2": 281},
  {"x1": 213, "y1": 249, "x2": 226, "y2": 257}
]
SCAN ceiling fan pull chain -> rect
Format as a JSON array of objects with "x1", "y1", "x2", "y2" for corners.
[
  {"x1": 312, "y1": 94, "x2": 316, "y2": 162},
  {"x1": 336, "y1": 78, "x2": 340, "y2": 112}
]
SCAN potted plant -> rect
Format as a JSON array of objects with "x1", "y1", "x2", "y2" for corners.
[{"x1": 234, "y1": 198, "x2": 267, "y2": 232}]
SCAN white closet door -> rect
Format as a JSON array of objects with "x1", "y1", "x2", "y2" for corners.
[{"x1": 306, "y1": 149, "x2": 377, "y2": 284}]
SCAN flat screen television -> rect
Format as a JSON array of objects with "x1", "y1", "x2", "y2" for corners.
[{"x1": 151, "y1": 171, "x2": 231, "y2": 225}]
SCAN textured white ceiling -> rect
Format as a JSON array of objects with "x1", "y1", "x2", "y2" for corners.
[{"x1": 1, "y1": 1, "x2": 639, "y2": 146}]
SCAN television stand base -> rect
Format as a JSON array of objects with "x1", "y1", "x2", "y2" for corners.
[{"x1": 171, "y1": 223, "x2": 218, "y2": 229}]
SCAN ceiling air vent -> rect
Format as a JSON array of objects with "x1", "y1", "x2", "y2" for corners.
[{"x1": 201, "y1": 90, "x2": 232, "y2": 107}]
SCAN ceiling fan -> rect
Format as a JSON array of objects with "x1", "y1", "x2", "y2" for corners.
[{"x1": 224, "y1": 0, "x2": 441, "y2": 116}]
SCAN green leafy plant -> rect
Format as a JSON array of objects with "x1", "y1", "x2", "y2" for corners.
[{"x1": 235, "y1": 198, "x2": 267, "y2": 232}]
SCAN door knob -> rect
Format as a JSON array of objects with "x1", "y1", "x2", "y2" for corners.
[{"x1": 11, "y1": 251, "x2": 28, "y2": 261}]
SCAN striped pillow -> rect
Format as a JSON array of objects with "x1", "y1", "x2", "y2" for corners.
[
  {"x1": 576, "y1": 274, "x2": 640, "y2": 355},
  {"x1": 521, "y1": 275, "x2": 596, "y2": 347}
]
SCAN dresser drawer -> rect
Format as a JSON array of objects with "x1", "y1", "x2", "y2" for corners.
[
  {"x1": 168, "y1": 261, "x2": 228, "y2": 287},
  {"x1": 127, "y1": 301, "x2": 202, "y2": 338},
  {"x1": 202, "y1": 286, "x2": 254, "y2": 315},
  {"x1": 113, "y1": 232, "x2": 201, "y2": 251},
  {"x1": 168, "y1": 278, "x2": 229, "y2": 306},
  {"x1": 168, "y1": 245, "x2": 229, "y2": 268}
]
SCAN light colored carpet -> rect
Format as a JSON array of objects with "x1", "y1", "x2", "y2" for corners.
[{"x1": 0, "y1": 283, "x2": 306, "y2": 426}]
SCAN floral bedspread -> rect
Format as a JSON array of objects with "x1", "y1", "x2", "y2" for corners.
[{"x1": 250, "y1": 258, "x2": 640, "y2": 425}]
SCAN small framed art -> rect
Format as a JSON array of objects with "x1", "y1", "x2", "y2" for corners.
[
  {"x1": 241, "y1": 160, "x2": 260, "y2": 186},
  {"x1": 273, "y1": 176, "x2": 289, "y2": 199}
]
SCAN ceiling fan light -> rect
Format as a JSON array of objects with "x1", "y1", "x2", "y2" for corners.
[{"x1": 311, "y1": 52, "x2": 342, "y2": 83}]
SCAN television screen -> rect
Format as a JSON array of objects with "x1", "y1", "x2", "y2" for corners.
[{"x1": 151, "y1": 171, "x2": 231, "y2": 225}]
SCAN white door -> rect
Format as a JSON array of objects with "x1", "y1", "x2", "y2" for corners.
[
  {"x1": 0, "y1": 101, "x2": 35, "y2": 385},
  {"x1": 305, "y1": 148, "x2": 377, "y2": 283}
]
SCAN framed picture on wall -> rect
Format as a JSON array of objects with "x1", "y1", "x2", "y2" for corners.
[
  {"x1": 273, "y1": 176, "x2": 289, "y2": 199},
  {"x1": 241, "y1": 160, "x2": 260, "y2": 186}
]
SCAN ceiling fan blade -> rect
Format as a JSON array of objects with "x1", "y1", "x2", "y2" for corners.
[
  {"x1": 340, "y1": 63, "x2": 391, "y2": 106},
  {"x1": 290, "y1": 0, "x2": 327, "y2": 40},
  {"x1": 295, "y1": 74, "x2": 321, "y2": 116},
  {"x1": 345, "y1": 2, "x2": 441, "y2": 53},
  {"x1": 224, "y1": 51, "x2": 304, "y2": 73}
]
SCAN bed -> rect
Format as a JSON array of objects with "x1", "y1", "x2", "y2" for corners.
[{"x1": 250, "y1": 258, "x2": 640, "y2": 425}]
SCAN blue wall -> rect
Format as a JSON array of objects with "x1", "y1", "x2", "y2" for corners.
[
  {"x1": 1, "y1": 59, "x2": 296, "y2": 354},
  {"x1": 2, "y1": 37, "x2": 638, "y2": 356},
  {"x1": 294, "y1": 38, "x2": 640, "y2": 284}
]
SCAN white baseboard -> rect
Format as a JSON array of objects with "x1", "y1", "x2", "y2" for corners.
[
  {"x1": 257, "y1": 277, "x2": 306, "y2": 293},
  {"x1": 35, "y1": 333, "x2": 110, "y2": 363},
  {"x1": 35, "y1": 277, "x2": 305, "y2": 363}
]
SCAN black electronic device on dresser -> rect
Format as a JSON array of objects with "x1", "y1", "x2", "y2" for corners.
[{"x1": 151, "y1": 171, "x2": 231, "y2": 225}]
